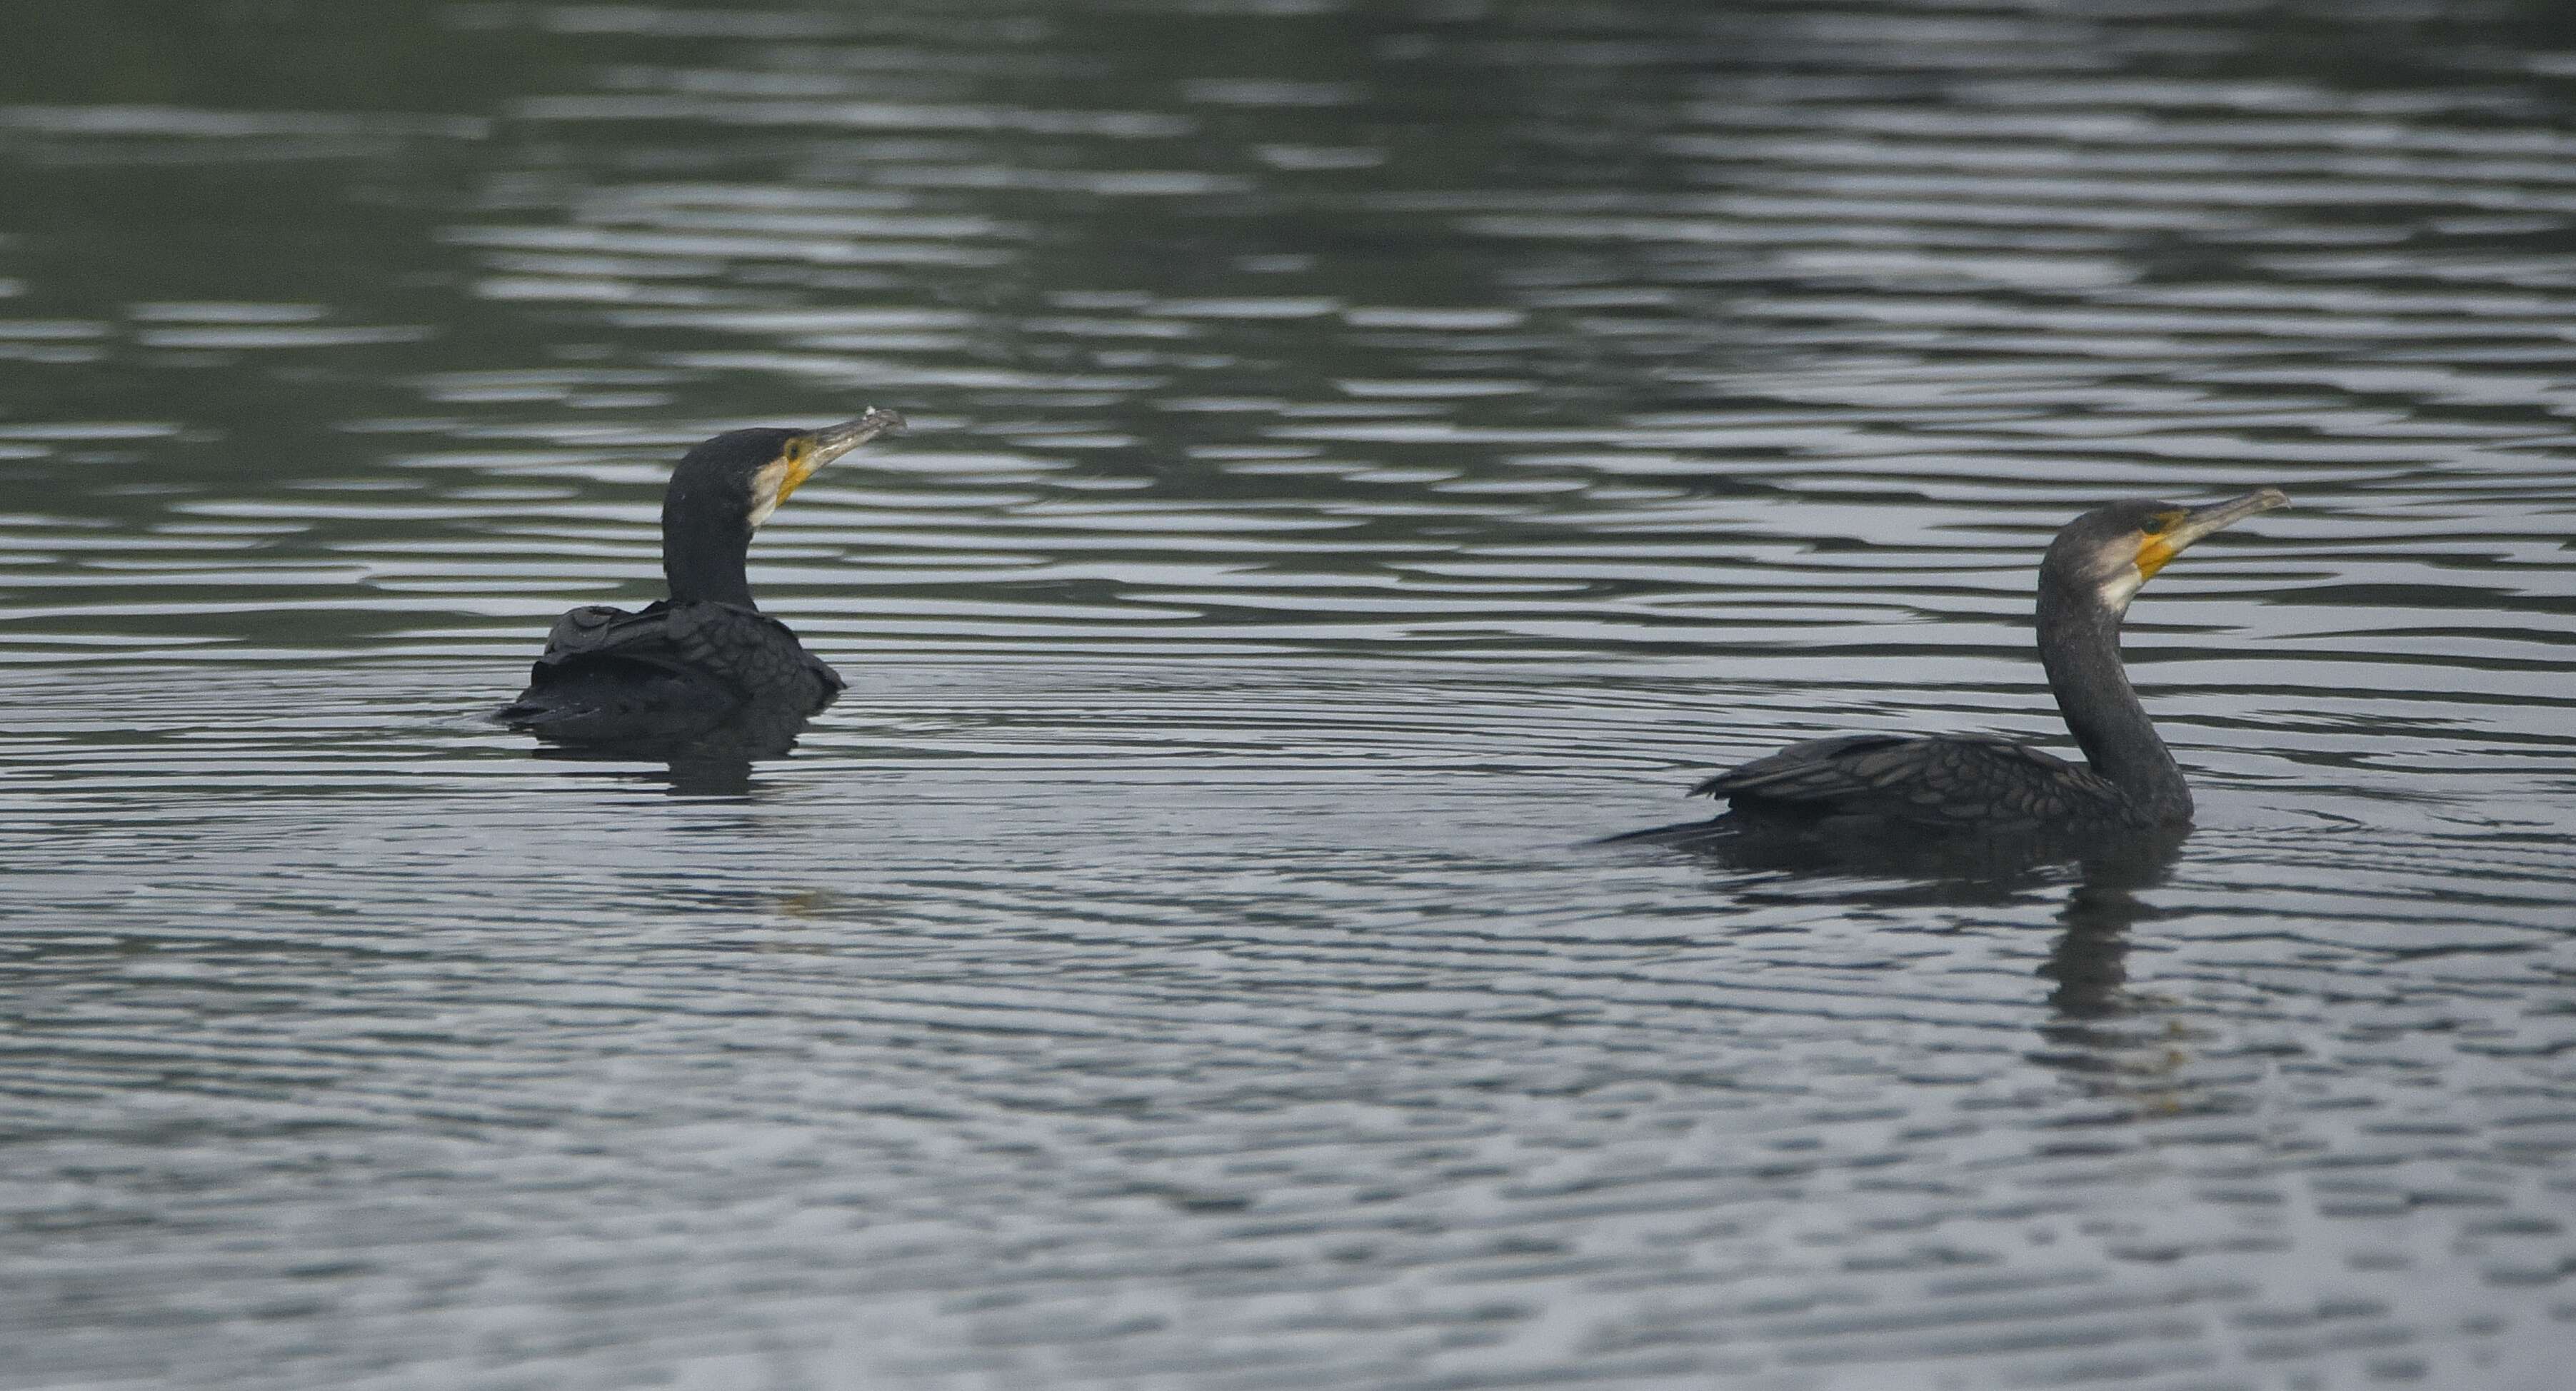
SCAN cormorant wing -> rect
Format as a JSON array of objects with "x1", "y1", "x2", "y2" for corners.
[
  {"x1": 527, "y1": 601, "x2": 834, "y2": 691},
  {"x1": 533, "y1": 601, "x2": 692, "y2": 675},
  {"x1": 501, "y1": 601, "x2": 842, "y2": 743},
  {"x1": 1693, "y1": 733, "x2": 2120, "y2": 828}
]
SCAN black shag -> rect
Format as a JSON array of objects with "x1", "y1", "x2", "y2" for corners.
[
  {"x1": 497, "y1": 410, "x2": 905, "y2": 744},
  {"x1": 1666, "y1": 489, "x2": 2287, "y2": 838}
]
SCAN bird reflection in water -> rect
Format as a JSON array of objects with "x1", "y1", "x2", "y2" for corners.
[
  {"x1": 527, "y1": 693, "x2": 822, "y2": 798},
  {"x1": 2038, "y1": 830, "x2": 2183, "y2": 1027},
  {"x1": 1626, "y1": 818, "x2": 2201, "y2": 1108},
  {"x1": 2026, "y1": 828, "x2": 2210, "y2": 1111}
]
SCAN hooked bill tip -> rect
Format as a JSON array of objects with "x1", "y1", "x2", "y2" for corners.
[
  {"x1": 2182, "y1": 487, "x2": 2289, "y2": 530},
  {"x1": 806, "y1": 408, "x2": 906, "y2": 456}
]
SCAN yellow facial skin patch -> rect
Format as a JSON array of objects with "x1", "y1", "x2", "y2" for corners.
[
  {"x1": 747, "y1": 441, "x2": 816, "y2": 530},
  {"x1": 774, "y1": 439, "x2": 819, "y2": 505},
  {"x1": 745, "y1": 411, "x2": 906, "y2": 531},
  {"x1": 2134, "y1": 510, "x2": 2187, "y2": 579}
]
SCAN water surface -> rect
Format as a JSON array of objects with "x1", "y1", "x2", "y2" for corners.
[{"x1": 3, "y1": 2, "x2": 2573, "y2": 1387}]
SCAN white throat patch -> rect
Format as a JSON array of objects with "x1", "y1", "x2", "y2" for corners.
[
  {"x1": 746, "y1": 458, "x2": 792, "y2": 530},
  {"x1": 2095, "y1": 566, "x2": 2145, "y2": 615}
]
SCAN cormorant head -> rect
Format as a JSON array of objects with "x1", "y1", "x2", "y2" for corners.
[
  {"x1": 665, "y1": 408, "x2": 908, "y2": 538},
  {"x1": 661, "y1": 408, "x2": 905, "y2": 607},
  {"x1": 2040, "y1": 488, "x2": 2287, "y2": 616}
]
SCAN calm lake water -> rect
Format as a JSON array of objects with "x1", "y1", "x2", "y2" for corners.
[{"x1": 4, "y1": 2, "x2": 2574, "y2": 1387}]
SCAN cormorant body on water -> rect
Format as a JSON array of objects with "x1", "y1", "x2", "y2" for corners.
[
  {"x1": 498, "y1": 410, "x2": 905, "y2": 746},
  {"x1": 1622, "y1": 489, "x2": 2287, "y2": 845}
]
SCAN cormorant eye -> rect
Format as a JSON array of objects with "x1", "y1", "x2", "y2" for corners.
[{"x1": 2140, "y1": 511, "x2": 2183, "y2": 536}]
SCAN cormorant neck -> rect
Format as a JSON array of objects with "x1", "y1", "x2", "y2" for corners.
[
  {"x1": 662, "y1": 479, "x2": 756, "y2": 608},
  {"x1": 2035, "y1": 583, "x2": 2189, "y2": 820}
]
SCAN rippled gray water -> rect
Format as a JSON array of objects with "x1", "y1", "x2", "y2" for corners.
[{"x1": 4, "y1": 2, "x2": 2574, "y2": 1387}]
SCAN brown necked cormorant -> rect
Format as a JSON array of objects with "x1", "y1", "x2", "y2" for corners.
[
  {"x1": 497, "y1": 410, "x2": 905, "y2": 744},
  {"x1": 1648, "y1": 489, "x2": 2287, "y2": 838}
]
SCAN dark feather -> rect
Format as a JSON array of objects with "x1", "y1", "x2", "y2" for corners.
[
  {"x1": 496, "y1": 600, "x2": 841, "y2": 744},
  {"x1": 1695, "y1": 733, "x2": 2135, "y2": 831}
]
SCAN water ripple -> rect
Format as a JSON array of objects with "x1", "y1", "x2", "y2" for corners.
[{"x1": 3, "y1": 1, "x2": 2574, "y2": 1388}]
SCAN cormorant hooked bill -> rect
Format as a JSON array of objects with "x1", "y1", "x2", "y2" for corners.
[
  {"x1": 1638, "y1": 489, "x2": 2288, "y2": 840},
  {"x1": 497, "y1": 410, "x2": 905, "y2": 745}
]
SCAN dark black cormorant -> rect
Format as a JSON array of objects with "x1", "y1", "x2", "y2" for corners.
[
  {"x1": 1637, "y1": 488, "x2": 2287, "y2": 842},
  {"x1": 497, "y1": 409, "x2": 905, "y2": 745}
]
